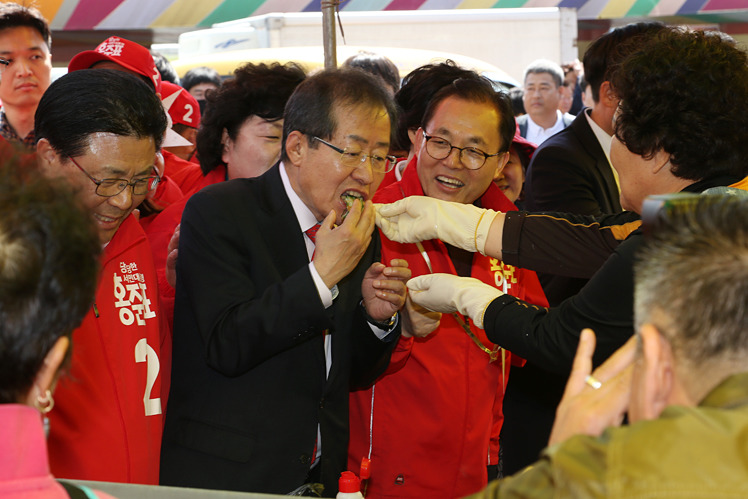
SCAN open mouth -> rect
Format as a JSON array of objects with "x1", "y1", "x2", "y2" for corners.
[
  {"x1": 436, "y1": 175, "x2": 464, "y2": 190},
  {"x1": 341, "y1": 191, "x2": 364, "y2": 219}
]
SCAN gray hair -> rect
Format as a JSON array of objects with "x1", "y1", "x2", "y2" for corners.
[
  {"x1": 634, "y1": 194, "x2": 748, "y2": 371},
  {"x1": 523, "y1": 59, "x2": 564, "y2": 88}
]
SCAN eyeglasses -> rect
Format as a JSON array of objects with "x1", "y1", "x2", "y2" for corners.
[
  {"x1": 313, "y1": 136, "x2": 397, "y2": 173},
  {"x1": 67, "y1": 155, "x2": 160, "y2": 197},
  {"x1": 421, "y1": 130, "x2": 503, "y2": 170}
]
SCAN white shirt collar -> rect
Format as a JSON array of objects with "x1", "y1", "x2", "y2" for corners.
[
  {"x1": 280, "y1": 161, "x2": 319, "y2": 233},
  {"x1": 525, "y1": 110, "x2": 567, "y2": 145},
  {"x1": 584, "y1": 108, "x2": 613, "y2": 165}
]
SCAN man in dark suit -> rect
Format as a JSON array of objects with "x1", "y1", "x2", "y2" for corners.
[
  {"x1": 501, "y1": 22, "x2": 667, "y2": 476},
  {"x1": 160, "y1": 69, "x2": 410, "y2": 497}
]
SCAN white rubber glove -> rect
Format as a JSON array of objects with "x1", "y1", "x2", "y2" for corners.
[
  {"x1": 407, "y1": 273, "x2": 504, "y2": 329},
  {"x1": 375, "y1": 196, "x2": 499, "y2": 255}
]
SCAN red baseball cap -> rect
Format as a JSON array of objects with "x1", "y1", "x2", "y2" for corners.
[
  {"x1": 511, "y1": 128, "x2": 537, "y2": 164},
  {"x1": 161, "y1": 81, "x2": 201, "y2": 128},
  {"x1": 68, "y1": 36, "x2": 162, "y2": 93}
]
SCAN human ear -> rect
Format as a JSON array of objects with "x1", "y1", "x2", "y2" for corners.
[
  {"x1": 24, "y1": 336, "x2": 69, "y2": 406},
  {"x1": 599, "y1": 81, "x2": 618, "y2": 109},
  {"x1": 413, "y1": 127, "x2": 427, "y2": 152},
  {"x1": 36, "y1": 138, "x2": 61, "y2": 174},
  {"x1": 407, "y1": 128, "x2": 418, "y2": 147},
  {"x1": 285, "y1": 131, "x2": 306, "y2": 167},
  {"x1": 650, "y1": 150, "x2": 673, "y2": 176},
  {"x1": 639, "y1": 324, "x2": 673, "y2": 420},
  {"x1": 496, "y1": 151, "x2": 510, "y2": 173},
  {"x1": 220, "y1": 128, "x2": 232, "y2": 164}
]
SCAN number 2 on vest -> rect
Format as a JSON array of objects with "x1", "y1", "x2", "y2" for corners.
[{"x1": 135, "y1": 338, "x2": 162, "y2": 416}]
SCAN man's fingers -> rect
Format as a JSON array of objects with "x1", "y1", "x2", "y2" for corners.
[
  {"x1": 591, "y1": 335, "x2": 638, "y2": 384},
  {"x1": 565, "y1": 328, "x2": 597, "y2": 397},
  {"x1": 383, "y1": 259, "x2": 411, "y2": 281}
]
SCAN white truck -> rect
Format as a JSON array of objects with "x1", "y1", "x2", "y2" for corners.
[{"x1": 173, "y1": 8, "x2": 577, "y2": 84}]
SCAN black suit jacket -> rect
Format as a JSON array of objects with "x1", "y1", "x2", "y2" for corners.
[
  {"x1": 524, "y1": 110, "x2": 622, "y2": 304},
  {"x1": 160, "y1": 165, "x2": 397, "y2": 496},
  {"x1": 501, "y1": 111, "x2": 622, "y2": 475},
  {"x1": 524, "y1": 111, "x2": 621, "y2": 217}
]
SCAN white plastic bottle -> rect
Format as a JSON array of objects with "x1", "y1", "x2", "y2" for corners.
[{"x1": 337, "y1": 471, "x2": 364, "y2": 499}]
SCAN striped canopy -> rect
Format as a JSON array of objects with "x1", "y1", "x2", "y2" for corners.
[{"x1": 37, "y1": 0, "x2": 748, "y2": 30}]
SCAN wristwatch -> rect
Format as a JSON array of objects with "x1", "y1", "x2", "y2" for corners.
[{"x1": 361, "y1": 302, "x2": 398, "y2": 331}]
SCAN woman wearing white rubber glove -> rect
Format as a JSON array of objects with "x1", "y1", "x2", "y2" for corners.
[
  {"x1": 407, "y1": 273, "x2": 504, "y2": 329},
  {"x1": 375, "y1": 196, "x2": 504, "y2": 257}
]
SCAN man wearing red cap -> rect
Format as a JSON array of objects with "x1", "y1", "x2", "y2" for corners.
[
  {"x1": 161, "y1": 81, "x2": 201, "y2": 163},
  {"x1": 68, "y1": 36, "x2": 199, "y2": 216},
  {"x1": 0, "y1": 3, "x2": 52, "y2": 149},
  {"x1": 68, "y1": 36, "x2": 162, "y2": 92}
]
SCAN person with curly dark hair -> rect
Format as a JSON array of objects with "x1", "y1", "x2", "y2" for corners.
[
  {"x1": 610, "y1": 28, "x2": 748, "y2": 209},
  {"x1": 144, "y1": 62, "x2": 306, "y2": 331},
  {"x1": 375, "y1": 29, "x2": 748, "y2": 492},
  {"x1": 376, "y1": 26, "x2": 748, "y2": 496},
  {"x1": 168, "y1": 61, "x2": 306, "y2": 194}
]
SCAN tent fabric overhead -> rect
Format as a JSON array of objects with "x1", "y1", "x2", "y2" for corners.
[{"x1": 35, "y1": 0, "x2": 748, "y2": 29}]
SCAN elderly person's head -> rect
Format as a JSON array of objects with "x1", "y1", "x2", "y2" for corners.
[
  {"x1": 631, "y1": 194, "x2": 748, "y2": 421},
  {"x1": 34, "y1": 69, "x2": 167, "y2": 244},
  {"x1": 0, "y1": 160, "x2": 100, "y2": 408},
  {"x1": 609, "y1": 28, "x2": 748, "y2": 212},
  {"x1": 196, "y1": 62, "x2": 305, "y2": 180},
  {"x1": 281, "y1": 68, "x2": 398, "y2": 224}
]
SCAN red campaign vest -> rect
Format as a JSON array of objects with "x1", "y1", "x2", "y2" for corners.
[
  {"x1": 143, "y1": 164, "x2": 226, "y2": 332},
  {"x1": 165, "y1": 155, "x2": 221, "y2": 198},
  {"x1": 47, "y1": 215, "x2": 170, "y2": 485},
  {"x1": 348, "y1": 157, "x2": 548, "y2": 498}
]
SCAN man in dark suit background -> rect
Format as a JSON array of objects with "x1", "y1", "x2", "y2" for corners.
[
  {"x1": 160, "y1": 69, "x2": 410, "y2": 497},
  {"x1": 501, "y1": 22, "x2": 666, "y2": 476}
]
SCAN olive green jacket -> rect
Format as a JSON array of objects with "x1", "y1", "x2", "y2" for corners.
[{"x1": 468, "y1": 372, "x2": 748, "y2": 498}]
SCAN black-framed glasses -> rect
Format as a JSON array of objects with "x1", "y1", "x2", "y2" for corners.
[
  {"x1": 67, "y1": 155, "x2": 160, "y2": 197},
  {"x1": 421, "y1": 130, "x2": 503, "y2": 170},
  {"x1": 313, "y1": 136, "x2": 397, "y2": 173}
]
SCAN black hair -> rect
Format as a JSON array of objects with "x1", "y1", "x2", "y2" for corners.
[
  {"x1": 0, "y1": 157, "x2": 100, "y2": 403},
  {"x1": 421, "y1": 77, "x2": 515, "y2": 154},
  {"x1": 610, "y1": 28, "x2": 748, "y2": 181},
  {"x1": 196, "y1": 62, "x2": 306, "y2": 174},
  {"x1": 34, "y1": 69, "x2": 167, "y2": 158},
  {"x1": 507, "y1": 87, "x2": 525, "y2": 117},
  {"x1": 342, "y1": 51, "x2": 400, "y2": 95},
  {"x1": 0, "y1": 3, "x2": 51, "y2": 49},
  {"x1": 281, "y1": 68, "x2": 398, "y2": 163},
  {"x1": 583, "y1": 21, "x2": 665, "y2": 102},
  {"x1": 181, "y1": 66, "x2": 221, "y2": 93},
  {"x1": 393, "y1": 61, "x2": 484, "y2": 152},
  {"x1": 151, "y1": 50, "x2": 179, "y2": 85}
]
